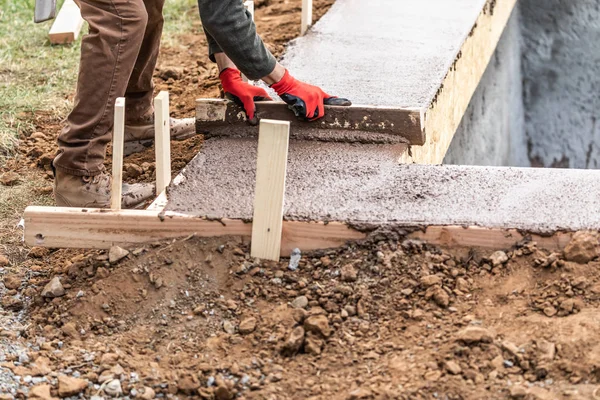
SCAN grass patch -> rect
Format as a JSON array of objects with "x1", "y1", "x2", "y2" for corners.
[{"x1": 0, "y1": 0, "x2": 198, "y2": 160}]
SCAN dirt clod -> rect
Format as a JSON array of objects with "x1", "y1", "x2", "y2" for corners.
[
  {"x1": 304, "y1": 314, "x2": 331, "y2": 338},
  {"x1": 57, "y1": 375, "x2": 88, "y2": 397},
  {"x1": 564, "y1": 231, "x2": 599, "y2": 263},
  {"x1": 238, "y1": 317, "x2": 257, "y2": 334},
  {"x1": 0, "y1": 171, "x2": 20, "y2": 186},
  {"x1": 456, "y1": 326, "x2": 494, "y2": 344}
]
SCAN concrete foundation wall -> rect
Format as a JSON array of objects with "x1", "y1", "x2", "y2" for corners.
[
  {"x1": 445, "y1": 1, "x2": 600, "y2": 169},
  {"x1": 520, "y1": 0, "x2": 600, "y2": 169},
  {"x1": 444, "y1": 11, "x2": 528, "y2": 167}
]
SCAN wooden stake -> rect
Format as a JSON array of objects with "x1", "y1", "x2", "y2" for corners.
[
  {"x1": 111, "y1": 97, "x2": 125, "y2": 210},
  {"x1": 250, "y1": 119, "x2": 290, "y2": 261},
  {"x1": 49, "y1": 0, "x2": 85, "y2": 44},
  {"x1": 154, "y1": 91, "x2": 171, "y2": 194},
  {"x1": 301, "y1": 0, "x2": 313, "y2": 35}
]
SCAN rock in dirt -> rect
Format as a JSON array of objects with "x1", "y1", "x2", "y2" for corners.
[
  {"x1": 61, "y1": 322, "x2": 79, "y2": 338},
  {"x1": 0, "y1": 254, "x2": 8, "y2": 266},
  {"x1": 291, "y1": 295, "x2": 308, "y2": 309},
  {"x1": 304, "y1": 334, "x2": 324, "y2": 355},
  {"x1": 456, "y1": 326, "x2": 494, "y2": 344},
  {"x1": 177, "y1": 375, "x2": 200, "y2": 394},
  {"x1": 223, "y1": 320, "x2": 236, "y2": 334},
  {"x1": 158, "y1": 67, "x2": 183, "y2": 80},
  {"x1": 29, "y1": 384, "x2": 57, "y2": 400},
  {"x1": 304, "y1": 315, "x2": 331, "y2": 338},
  {"x1": 238, "y1": 317, "x2": 257, "y2": 335},
  {"x1": 42, "y1": 277, "x2": 65, "y2": 298},
  {"x1": 430, "y1": 287, "x2": 449, "y2": 308},
  {"x1": 509, "y1": 385, "x2": 527, "y2": 398},
  {"x1": 103, "y1": 379, "x2": 122, "y2": 397},
  {"x1": 215, "y1": 385, "x2": 234, "y2": 400},
  {"x1": 3, "y1": 274, "x2": 21, "y2": 290},
  {"x1": 347, "y1": 388, "x2": 373, "y2": 400},
  {"x1": 0, "y1": 171, "x2": 20, "y2": 186},
  {"x1": 543, "y1": 306, "x2": 557, "y2": 317},
  {"x1": 282, "y1": 326, "x2": 305, "y2": 356},
  {"x1": 489, "y1": 250, "x2": 509, "y2": 266},
  {"x1": 341, "y1": 264, "x2": 358, "y2": 282},
  {"x1": 420, "y1": 275, "x2": 442, "y2": 287},
  {"x1": 58, "y1": 375, "x2": 88, "y2": 397},
  {"x1": 564, "y1": 231, "x2": 599, "y2": 264},
  {"x1": 139, "y1": 387, "x2": 155, "y2": 400},
  {"x1": 288, "y1": 248, "x2": 301, "y2": 271},
  {"x1": 525, "y1": 387, "x2": 553, "y2": 400},
  {"x1": 109, "y1": 246, "x2": 129, "y2": 264},
  {"x1": 444, "y1": 360, "x2": 462, "y2": 375}
]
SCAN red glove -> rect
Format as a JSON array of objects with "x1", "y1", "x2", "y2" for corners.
[
  {"x1": 271, "y1": 69, "x2": 351, "y2": 121},
  {"x1": 219, "y1": 68, "x2": 272, "y2": 121}
]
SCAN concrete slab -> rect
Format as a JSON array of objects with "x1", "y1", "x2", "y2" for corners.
[
  {"x1": 165, "y1": 138, "x2": 600, "y2": 233},
  {"x1": 282, "y1": 0, "x2": 486, "y2": 108}
]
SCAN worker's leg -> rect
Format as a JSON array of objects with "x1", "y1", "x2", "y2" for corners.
[
  {"x1": 54, "y1": 0, "x2": 149, "y2": 176},
  {"x1": 123, "y1": 0, "x2": 195, "y2": 141}
]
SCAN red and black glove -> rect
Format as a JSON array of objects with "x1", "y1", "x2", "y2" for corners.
[
  {"x1": 271, "y1": 69, "x2": 351, "y2": 121},
  {"x1": 219, "y1": 68, "x2": 272, "y2": 123}
]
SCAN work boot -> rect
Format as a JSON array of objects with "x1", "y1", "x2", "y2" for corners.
[
  {"x1": 124, "y1": 115, "x2": 196, "y2": 142},
  {"x1": 53, "y1": 169, "x2": 155, "y2": 209}
]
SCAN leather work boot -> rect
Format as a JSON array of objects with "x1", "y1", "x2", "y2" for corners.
[
  {"x1": 124, "y1": 115, "x2": 196, "y2": 142},
  {"x1": 54, "y1": 169, "x2": 155, "y2": 209}
]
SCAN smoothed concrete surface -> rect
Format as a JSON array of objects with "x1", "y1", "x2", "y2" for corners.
[
  {"x1": 166, "y1": 138, "x2": 600, "y2": 232},
  {"x1": 281, "y1": 0, "x2": 486, "y2": 108}
]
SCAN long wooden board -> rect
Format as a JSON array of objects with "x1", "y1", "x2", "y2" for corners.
[
  {"x1": 111, "y1": 98, "x2": 125, "y2": 210},
  {"x1": 49, "y1": 0, "x2": 85, "y2": 45}
]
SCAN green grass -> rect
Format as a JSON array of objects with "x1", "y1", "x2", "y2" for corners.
[{"x1": 0, "y1": 0, "x2": 198, "y2": 160}]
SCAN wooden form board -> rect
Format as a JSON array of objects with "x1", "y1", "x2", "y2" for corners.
[
  {"x1": 250, "y1": 120, "x2": 290, "y2": 261},
  {"x1": 111, "y1": 98, "x2": 125, "y2": 210},
  {"x1": 154, "y1": 91, "x2": 171, "y2": 194},
  {"x1": 196, "y1": 99, "x2": 424, "y2": 145},
  {"x1": 301, "y1": 0, "x2": 313, "y2": 35},
  {"x1": 49, "y1": 0, "x2": 85, "y2": 45},
  {"x1": 400, "y1": 0, "x2": 517, "y2": 164},
  {"x1": 22, "y1": 204, "x2": 577, "y2": 255}
]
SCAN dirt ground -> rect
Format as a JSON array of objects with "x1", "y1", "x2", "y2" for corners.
[{"x1": 3, "y1": 1, "x2": 600, "y2": 399}]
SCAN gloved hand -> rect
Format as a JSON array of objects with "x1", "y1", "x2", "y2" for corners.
[
  {"x1": 219, "y1": 68, "x2": 272, "y2": 123},
  {"x1": 271, "y1": 69, "x2": 351, "y2": 121}
]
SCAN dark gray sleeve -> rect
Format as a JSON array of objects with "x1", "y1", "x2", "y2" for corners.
[{"x1": 198, "y1": 0, "x2": 277, "y2": 80}]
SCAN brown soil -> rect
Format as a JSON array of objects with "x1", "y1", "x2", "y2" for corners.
[{"x1": 4, "y1": 235, "x2": 600, "y2": 399}]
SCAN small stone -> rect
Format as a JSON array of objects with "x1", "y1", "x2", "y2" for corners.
[
  {"x1": 158, "y1": 67, "x2": 183, "y2": 81},
  {"x1": 489, "y1": 251, "x2": 509, "y2": 266},
  {"x1": 282, "y1": 326, "x2": 305, "y2": 356},
  {"x1": 154, "y1": 277, "x2": 163, "y2": 289},
  {"x1": 104, "y1": 379, "x2": 122, "y2": 397},
  {"x1": 509, "y1": 385, "x2": 527, "y2": 399},
  {"x1": 0, "y1": 171, "x2": 20, "y2": 186},
  {"x1": 456, "y1": 326, "x2": 494, "y2": 344},
  {"x1": 0, "y1": 254, "x2": 8, "y2": 266},
  {"x1": 347, "y1": 388, "x2": 373, "y2": 400},
  {"x1": 139, "y1": 387, "x2": 156, "y2": 400},
  {"x1": 444, "y1": 360, "x2": 462, "y2": 375},
  {"x1": 420, "y1": 275, "x2": 442, "y2": 287},
  {"x1": 124, "y1": 163, "x2": 143, "y2": 179},
  {"x1": 238, "y1": 317, "x2": 257, "y2": 335},
  {"x1": 559, "y1": 299, "x2": 574, "y2": 314},
  {"x1": 109, "y1": 246, "x2": 129, "y2": 264},
  {"x1": 61, "y1": 322, "x2": 79, "y2": 338},
  {"x1": 400, "y1": 288, "x2": 413, "y2": 296},
  {"x1": 288, "y1": 248, "x2": 301, "y2": 271},
  {"x1": 304, "y1": 334, "x2": 324, "y2": 355},
  {"x1": 543, "y1": 306, "x2": 557, "y2": 317},
  {"x1": 291, "y1": 296, "x2": 309, "y2": 309},
  {"x1": 455, "y1": 277, "x2": 470, "y2": 292},
  {"x1": 431, "y1": 287, "x2": 449, "y2": 308},
  {"x1": 42, "y1": 277, "x2": 65, "y2": 298},
  {"x1": 304, "y1": 315, "x2": 331, "y2": 338},
  {"x1": 223, "y1": 320, "x2": 236, "y2": 334},
  {"x1": 29, "y1": 384, "x2": 56, "y2": 400},
  {"x1": 564, "y1": 231, "x2": 599, "y2": 264},
  {"x1": 341, "y1": 264, "x2": 358, "y2": 282},
  {"x1": 215, "y1": 385, "x2": 233, "y2": 400},
  {"x1": 177, "y1": 376, "x2": 199, "y2": 394},
  {"x1": 58, "y1": 375, "x2": 88, "y2": 397},
  {"x1": 193, "y1": 304, "x2": 206, "y2": 315},
  {"x1": 3, "y1": 274, "x2": 21, "y2": 290}
]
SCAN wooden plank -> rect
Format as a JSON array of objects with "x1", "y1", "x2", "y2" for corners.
[
  {"x1": 301, "y1": 0, "x2": 313, "y2": 35},
  {"x1": 196, "y1": 99, "x2": 424, "y2": 145},
  {"x1": 22, "y1": 206, "x2": 365, "y2": 254},
  {"x1": 401, "y1": 0, "x2": 518, "y2": 164},
  {"x1": 111, "y1": 97, "x2": 125, "y2": 210},
  {"x1": 49, "y1": 0, "x2": 85, "y2": 45},
  {"x1": 154, "y1": 91, "x2": 171, "y2": 194},
  {"x1": 250, "y1": 120, "x2": 290, "y2": 261}
]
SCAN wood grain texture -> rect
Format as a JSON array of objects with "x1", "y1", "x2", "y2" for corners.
[
  {"x1": 301, "y1": 0, "x2": 313, "y2": 35},
  {"x1": 401, "y1": 0, "x2": 517, "y2": 164},
  {"x1": 250, "y1": 120, "x2": 290, "y2": 261},
  {"x1": 49, "y1": 0, "x2": 85, "y2": 44},
  {"x1": 111, "y1": 98, "x2": 125, "y2": 210},
  {"x1": 23, "y1": 206, "x2": 365, "y2": 255},
  {"x1": 154, "y1": 91, "x2": 171, "y2": 194}
]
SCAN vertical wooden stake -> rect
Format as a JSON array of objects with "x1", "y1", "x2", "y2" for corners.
[
  {"x1": 301, "y1": 0, "x2": 313, "y2": 35},
  {"x1": 251, "y1": 119, "x2": 290, "y2": 261},
  {"x1": 242, "y1": 1, "x2": 255, "y2": 83},
  {"x1": 111, "y1": 97, "x2": 125, "y2": 210},
  {"x1": 154, "y1": 91, "x2": 171, "y2": 194}
]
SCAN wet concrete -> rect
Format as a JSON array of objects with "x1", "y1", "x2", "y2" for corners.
[
  {"x1": 281, "y1": 0, "x2": 487, "y2": 108},
  {"x1": 166, "y1": 138, "x2": 600, "y2": 232}
]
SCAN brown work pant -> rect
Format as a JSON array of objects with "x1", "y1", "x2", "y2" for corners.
[{"x1": 53, "y1": 0, "x2": 165, "y2": 176}]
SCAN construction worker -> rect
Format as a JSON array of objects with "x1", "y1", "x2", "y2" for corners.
[{"x1": 52, "y1": 0, "x2": 350, "y2": 209}]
